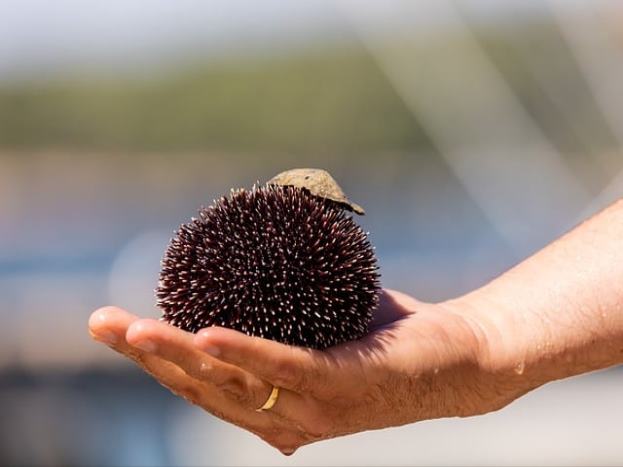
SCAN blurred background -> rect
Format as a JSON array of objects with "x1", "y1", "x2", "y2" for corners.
[{"x1": 1, "y1": 0, "x2": 622, "y2": 465}]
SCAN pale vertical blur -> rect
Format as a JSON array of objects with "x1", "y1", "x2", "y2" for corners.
[{"x1": 0, "y1": 0, "x2": 621, "y2": 465}]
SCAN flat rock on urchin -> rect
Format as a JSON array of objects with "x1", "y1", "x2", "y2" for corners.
[
  {"x1": 156, "y1": 185, "x2": 380, "y2": 349},
  {"x1": 268, "y1": 168, "x2": 366, "y2": 215}
]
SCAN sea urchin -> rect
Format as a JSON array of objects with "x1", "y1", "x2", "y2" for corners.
[{"x1": 156, "y1": 183, "x2": 380, "y2": 349}]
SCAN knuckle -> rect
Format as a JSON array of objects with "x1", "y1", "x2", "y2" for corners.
[
  {"x1": 198, "y1": 365, "x2": 252, "y2": 403},
  {"x1": 170, "y1": 384, "x2": 203, "y2": 407},
  {"x1": 221, "y1": 373, "x2": 246, "y2": 393},
  {"x1": 272, "y1": 359, "x2": 303, "y2": 389},
  {"x1": 221, "y1": 377, "x2": 268, "y2": 409},
  {"x1": 302, "y1": 415, "x2": 333, "y2": 441},
  {"x1": 223, "y1": 385, "x2": 253, "y2": 407}
]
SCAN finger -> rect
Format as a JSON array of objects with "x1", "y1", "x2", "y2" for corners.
[
  {"x1": 126, "y1": 319, "x2": 263, "y2": 405},
  {"x1": 89, "y1": 307, "x2": 207, "y2": 396},
  {"x1": 91, "y1": 309, "x2": 335, "y2": 448},
  {"x1": 126, "y1": 320, "x2": 317, "y2": 423},
  {"x1": 88, "y1": 306, "x2": 140, "y2": 347},
  {"x1": 89, "y1": 308, "x2": 274, "y2": 431},
  {"x1": 194, "y1": 327, "x2": 337, "y2": 394}
]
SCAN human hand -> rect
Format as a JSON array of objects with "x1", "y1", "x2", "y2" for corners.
[
  {"x1": 89, "y1": 199, "x2": 623, "y2": 454},
  {"x1": 89, "y1": 289, "x2": 525, "y2": 454}
]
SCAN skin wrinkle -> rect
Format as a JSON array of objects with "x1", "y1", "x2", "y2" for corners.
[
  {"x1": 297, "y1": 411, "x2": 332, "y2": 442},
  {"x1": 275, "y1": 354, "x2": 310, "y2": 392},
  {"x1": 140, "y1": 355, "x2": 234, "y2": 423}
]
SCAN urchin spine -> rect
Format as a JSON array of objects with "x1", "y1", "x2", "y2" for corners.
[{"x1": 157, "y1": 185, "x2": 380, "y2": 349}]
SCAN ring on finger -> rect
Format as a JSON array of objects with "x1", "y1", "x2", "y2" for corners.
[{"x1": 256, "y1": 386, "x2": 280, "y2": 412}]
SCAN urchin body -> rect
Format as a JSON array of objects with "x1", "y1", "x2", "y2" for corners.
[{"x1": 157, "y1": 185, "x2": 380, "y2": 349}]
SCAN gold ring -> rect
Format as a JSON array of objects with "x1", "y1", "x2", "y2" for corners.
[{"x1": 256, "y1": 386, "x2": 280, "y2": 412}]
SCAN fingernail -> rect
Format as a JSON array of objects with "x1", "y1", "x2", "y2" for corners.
[
  {"x1": 202, "y1": 345, "x2": 220, "y2": 358},
  {"x1": 133, "y1": 339, "x2": 157, "y2": 352},
  {"x1": 97, "y1": 331, "x2": 118, "y2": 345}
]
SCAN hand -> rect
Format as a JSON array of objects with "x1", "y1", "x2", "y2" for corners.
[
  {"x1": 88, "y1": 289, "x2": 524, "y2": 455},
  {"x1": 90, "y1": 199, "x2": 623, "y2": 455}
]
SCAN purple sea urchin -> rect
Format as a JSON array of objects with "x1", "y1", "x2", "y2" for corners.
[{"x1": 156, "y1": 184, "x2": 380, "y2": 349}]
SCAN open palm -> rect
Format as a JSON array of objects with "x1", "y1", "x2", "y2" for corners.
[{"x1": 89, "y1": 288, "x2": 516, "y2": 454}]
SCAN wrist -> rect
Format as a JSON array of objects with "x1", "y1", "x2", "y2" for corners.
[
  {"x1": 442, "y1": 289, "x2": 554, "y2": 392},
  {"x1": 436, "y1": 198, "x2": 623, "y2": 412},
  {"x1": 434, "y1": 293, "x2": 542, "y2": 414},
  {"x1": 449, "y1": 278, "x2": 623, "y2": 392},
  {"x1": 441, "y1": 292, "x2": 523, "y2": 373}
]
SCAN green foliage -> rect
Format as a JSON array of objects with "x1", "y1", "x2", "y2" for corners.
[{"x1": 0, "y1": 48, "x2": 430, "y2": 156}]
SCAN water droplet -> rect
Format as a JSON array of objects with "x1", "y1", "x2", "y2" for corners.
[
  {"x1": 433, "y1": 367, "x2": 440, "y2": 375},
  {"x1": 514, "y1": 361, "x2": 525, "y2": 375}
]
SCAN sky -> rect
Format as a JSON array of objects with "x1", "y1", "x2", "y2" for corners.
[{"x1": 0, "y1": 0, "x2": 607, "y2": 82}]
